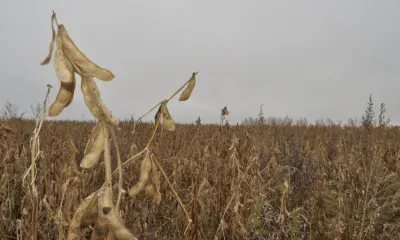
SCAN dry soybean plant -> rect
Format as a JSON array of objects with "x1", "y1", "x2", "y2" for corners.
[{"x1": 39, "y1": 11, "x2": 197, "y2": 239}]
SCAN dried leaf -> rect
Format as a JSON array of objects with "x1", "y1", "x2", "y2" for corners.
[{"x1": 179, "y1": 72, "x2": 197, "y2": 101}]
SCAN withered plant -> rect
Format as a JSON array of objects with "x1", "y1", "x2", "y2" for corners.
[{"x1": 38, "y1": 11, "x2": 197, "y2": 239}]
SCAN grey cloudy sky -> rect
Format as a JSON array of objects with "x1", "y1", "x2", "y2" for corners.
[{"x1": 1, "y1": 0, "x2": 399, "y2": 124}]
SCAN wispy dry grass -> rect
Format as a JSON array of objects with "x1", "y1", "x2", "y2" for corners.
[{"x1": 1, "y1": 119, "x2": 399, "y2": 239}]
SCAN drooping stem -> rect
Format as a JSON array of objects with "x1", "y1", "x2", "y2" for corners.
[
  {"x1": 132, "y1": 71, "x2": 198, "y2": 125},
  {"x1": 167, "y1": 71, "x2": 198, "y2": 102}
]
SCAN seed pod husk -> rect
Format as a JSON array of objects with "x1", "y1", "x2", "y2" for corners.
[
  {"x1": 49, "y1": 81, "x2": 75, "y2": 116},
  {"x1": 179, "y1": 72, "x2": 197, "y2": 101},
  {"x1": 48, "y1": 33, "x2": 76, "y2": 116},
  {"x1": 161, "y1": 102, "x2": 175, "y2": 131},
  {"x1": 81, "y1": 73, "x2": 118, "y2": 125},
  {"x1": 129, "y1": 151, "x2": 152, "y2": 197},
  {"x1": 67, "y1": 192, "x2": 98, "y2": 240},
  {"x1": 58, "y1": 24, "x2": 114, "y2": 81},
  {"x1": 80, "y1": 123, "x2": 105, "y2": 168}
]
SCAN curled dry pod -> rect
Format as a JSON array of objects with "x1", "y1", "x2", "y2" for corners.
[
  {"x1": 58, "y1": 24, "x2": 114, "y2": 81},
  {"x1": 129, "y1": 151, "x2": 152, "y2": 197},
  {"x1": 67, "y1": 192, "x2": 98, "y2": 240},
  {"x1": 49, "y1": 33, "x2": 76, "y2": 116},
  {"x1": 40, "y1": 12, "x2": 56, "y2": 65},
  {"x1": 80, "y1": 123, "x2": 105, "y2": 168},
  {"x1": 105, "y1": 208, "x2": 137, "y2": 240},
  {"x1": 161, "y1": 101, "x2": 176, "y2": 131},
  {"x1": 179, "y1": 72, "x2": 197, "y2": 101},
  {"x1": 81, "y1": 73, "x2": 118, "y2": 125}
]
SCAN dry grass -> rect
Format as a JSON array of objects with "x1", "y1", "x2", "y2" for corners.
[{"x1": 1, "y1": 119, "x2": 399, "y2": 239}]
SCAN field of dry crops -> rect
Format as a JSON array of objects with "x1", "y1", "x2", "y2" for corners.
[{"x1": 1, "y1": 119, "x2": 399, "y2": 239}]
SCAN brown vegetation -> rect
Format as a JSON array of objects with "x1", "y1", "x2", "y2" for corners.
[{"x1": 1, "y1": 119, "x2": 399, "y2": 239}]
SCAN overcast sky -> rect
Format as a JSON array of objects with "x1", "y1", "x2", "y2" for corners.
[{"x1": 1, "y1": 1, "x2": 399, "y2": 124}]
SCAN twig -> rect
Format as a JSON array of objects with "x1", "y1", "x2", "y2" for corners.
[
  {"x1": 28, "y1": 84, "x2": 52, "y2": 240},
  {"x1": 151, "y1": 154, "x2": 192, "y2": 226},
  {"x1": 214, "y1": 193, "x2": 236, "y2": 240},
  {"x1": 132, "y1": 71, "x2": 198, "y2": 125}
]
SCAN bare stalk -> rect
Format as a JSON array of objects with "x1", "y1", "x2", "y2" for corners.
[
  {"x1": 28, "y1": 84, "x2": 52, "y2": 240},
  {"x1": 151, "y1": 154, "x2": 192, "y2": 225}
]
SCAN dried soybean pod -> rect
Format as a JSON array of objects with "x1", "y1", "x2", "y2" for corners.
[
  {"x1": 81, "y1": 73, "x2": 118, "y2": 126},
  {"x1": 161, "y1": 101, "x2": 176, "y2": 131},
  {"x1": 58, "y1": 24, "x2": 115, "y2": 81},
  {"x1": 67, "y1": 192, "x2": 98, "y2": 240},
  {"x1": 129, "y1": 151, "x2": 152, "y2": 197},
  {"x1": 49, "y1": 81, "x2": 76, "y2": 116},
  {"x1": 80, "y1": 124, "x2": 105, "y2": 168},
  {"x1": 179, "y1": 72, "x2": 197, "y2": 101},
  {"x1": 49, "y1": 33, "x2": 76, "y2": 116},
  {"x1": 40, "y1": 12, "x2": 57, "y2": 65},
  {"x1": 104, "y1": 208, "x2": 137, "y2": 240},
  {"x1": 54, "y1": 33, "x2": 76, "y2": 84}
]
